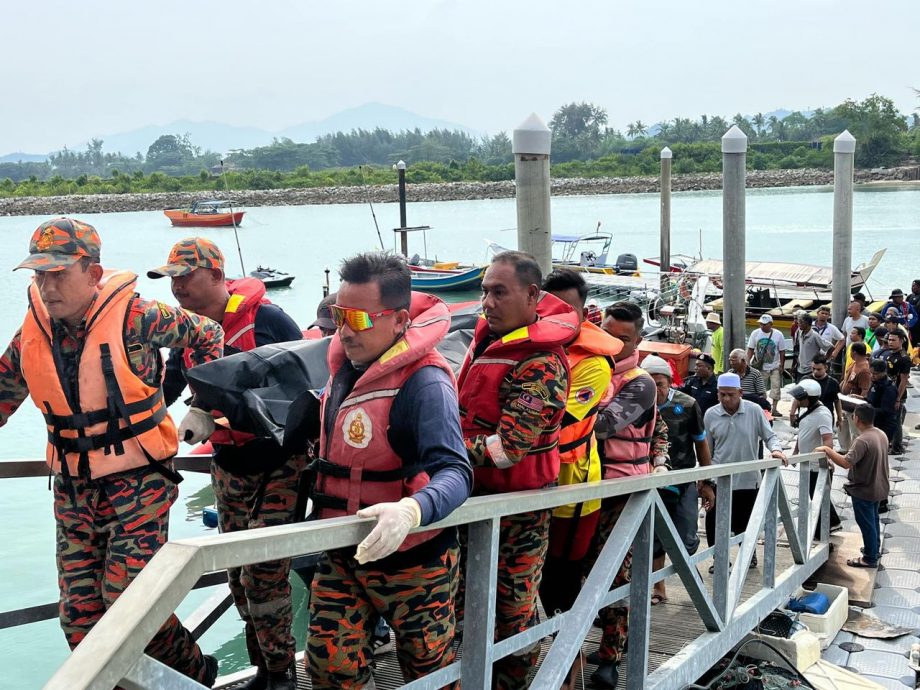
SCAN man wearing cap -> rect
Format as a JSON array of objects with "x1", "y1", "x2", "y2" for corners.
[
  {"x1": 746, "y1": 314, "x2": 787, "y2": 417},
  {"x1": 682, "y1": 353, "x2": 720, "y2": 415},
  {"x1": 305, "y1": 292, "x2": 337, "y2": 339},
  {"x1": 589, "y1": 301, "x2": 669, "y2": 689},
  {"x1": 0, "y1": 218, "x2": 223, "y2": 685},
  {"x1": 881, "y1": 288, "x2": 918, "y2": 331},
  {"x1": 878, "y1": 331, "x2": 910, "y2": 455},
  {"x1": 539, "y1": 268, "x2": 623, "y2": 689},
  {"x1": 151, "y1": 237, "x2": 304, "y2": 690},
  {"x1": 706, "y1": 312, "x2": 724, "y2": 374},
  {"x1": 790, "y1": 379, "x2": 842, "y2": 533},
  {"x1": 703, "y1": 372, "x2": 787, "y2": 568},
  {"x1": 793, "y1": 314, "x2": 829, "y2": 382},
  {"x1": 642, "y1": 354, "x2": 713, "y2": 603}
]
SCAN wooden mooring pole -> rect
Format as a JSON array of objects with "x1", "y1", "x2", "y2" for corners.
[
  {"x1": 721, "y1": 125, "x2": 748, "y2": 366},
  {"x1": 396, "y1": 160, "x2": 408, "y2": 256},
  {"x1": 832, "y1": 131, "x2": 856, "y2": 330},
  {"x1": 660, "y1": 146, "x2": 672, "y2": 292},
  {"x1": 513, "y1": 113, "x2": 553, "y2": 276}
]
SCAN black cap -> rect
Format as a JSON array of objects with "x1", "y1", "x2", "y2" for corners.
[{"x1": 310, "y1": 292, "x2": 337, "y2": 331}]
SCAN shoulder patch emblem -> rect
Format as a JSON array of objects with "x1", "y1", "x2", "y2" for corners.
[
  {"x1": 511, "y1": 392, "x2": 545, "y2": 413},
  {"x1": 575, "y1": 386, "x2": 595, "y2": 403},
  {"x1": 342, "y1": 407, "x2": 373, "y2": 449},
  {"x1": 521, "y1": 380, "x2": 550, "y2": 400}
]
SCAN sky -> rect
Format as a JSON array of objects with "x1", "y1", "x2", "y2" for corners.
[{"x1": 2, "y1": 0, "x2": 918, "y2": 155}]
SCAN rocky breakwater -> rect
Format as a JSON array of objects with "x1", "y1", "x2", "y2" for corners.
[{"x1": 1, "y1": 166, "x2": 917, "y2": 217}]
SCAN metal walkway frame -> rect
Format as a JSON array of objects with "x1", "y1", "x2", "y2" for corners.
[{"x1": 32, "y1": 452, "x2": 829, "y2": 690}]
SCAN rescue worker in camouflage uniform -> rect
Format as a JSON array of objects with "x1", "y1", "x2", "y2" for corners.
[
  {"x1": 0, "y1": 218, "x2": 222, "y2": 686},
  {"x1": 589, "y1": 301, "x2": 670, "y2": 690},
  {"x1": 456, "y1": 251, "x2": 578, "y2": 690},
  {"x1": 150, "y1": 237, "x2": 305, "y2": 690},
  {"x1": 539, "y1": 268, "x2": 622, "y2": 690},
  {"x1": 307, "y1": 252, "x2": 472, "y2": 689}
]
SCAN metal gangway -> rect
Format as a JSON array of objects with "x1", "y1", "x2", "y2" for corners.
[{"x1": 2, "y1": 452, "x2": 832, "y2": 690}]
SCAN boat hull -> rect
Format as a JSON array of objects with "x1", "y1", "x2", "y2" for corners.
[
  {"x1": 409, "y1": 266, "x2": 484, "y2": 292},
  {"x1": 164, "y1": 210, "x2": 245, "y2": 227}
]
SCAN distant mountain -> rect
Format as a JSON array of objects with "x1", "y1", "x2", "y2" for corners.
[
  {"x1": 278, "y1": 102, "x2": 479, "y2": 142},
  {"x1": 55, "y1": 103, "x2": 480, "y2": 158},
  {"x1": 0, "y1": 152, "x2": 47, "y2": 163}
]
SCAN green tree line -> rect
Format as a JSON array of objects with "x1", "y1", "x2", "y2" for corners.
[{"x1": 1, "y1": 94, "x2": 917, "y2": 198}]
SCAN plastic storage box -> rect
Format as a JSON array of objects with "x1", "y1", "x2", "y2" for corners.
[{"x1": 784, "y1": 583, "x2": 848, "y2": 648}]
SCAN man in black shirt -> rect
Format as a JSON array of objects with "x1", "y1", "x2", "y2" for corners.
[
  {"x1": 881, "y1": 331, "x2": 910, "y2": 454},
  {"x1": 681, "y1": 353, "x2": 719, "y2": 414},
  {"x1": 864, "y1": 359, "x2": 899, "y2": 447}
]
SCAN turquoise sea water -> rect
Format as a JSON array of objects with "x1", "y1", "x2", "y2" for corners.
[{"x1": 0, "y1": 183, "x2": 917, "y2": 686}]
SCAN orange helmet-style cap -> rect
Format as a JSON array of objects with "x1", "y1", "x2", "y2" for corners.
[{"x1": 15, "y1": 217, "x2": 101, "y2": 272}]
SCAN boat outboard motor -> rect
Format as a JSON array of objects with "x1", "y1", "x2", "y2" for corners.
[{"x1": 614, "y1": 253, "x2": 638, "y2": 275}]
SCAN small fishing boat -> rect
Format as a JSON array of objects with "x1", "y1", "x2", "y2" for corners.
[
  {"x1": 164, "y1": 200, "x2": 245, "y2": 227},
  {"x1": 250, "y1": 266, "x2": 295, "y2": 289},
  {"x1": 409, "y1": 264, "x2": 485, "y2": 292}
]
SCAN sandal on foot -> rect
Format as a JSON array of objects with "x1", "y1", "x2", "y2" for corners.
[
  {"x1": 651, "y1": 594, "x2": 668, "y2": 605},
  {"x1": 847, "y1": 557, "x2": 877, "y2": 568}
]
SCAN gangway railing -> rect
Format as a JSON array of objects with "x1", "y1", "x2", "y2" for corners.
[{"x1": 27, "y1": 452, "x2": 830, "y2": 690}]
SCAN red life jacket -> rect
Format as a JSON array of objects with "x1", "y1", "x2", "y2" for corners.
[
  {"x1": 183, "y1": 278, "x2": 270, "y2": 447},
  {"x1": 19, "y1": 270, "x2": 179, "y2": 480},
  {"x1": 600, "y1": 351, "x2": 655, "y2": 480},
  {"x1": 313, "y1": 292, "x2": 454, "y2": 552},
  {"x1": 456, "y1": 292, "x2": 578, "y2": 494}
]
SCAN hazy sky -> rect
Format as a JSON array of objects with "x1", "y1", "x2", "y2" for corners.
[{"x1": 3, "y1": 0, "x2": 917, "y2": 154}]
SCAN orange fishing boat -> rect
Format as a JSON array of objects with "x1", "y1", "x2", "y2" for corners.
[{"x1": 164, "y1": 199, "x2": 245, "y2": 227}]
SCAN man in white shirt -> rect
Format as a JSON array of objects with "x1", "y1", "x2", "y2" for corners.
[
  {"x1": 791, "y1": 379, "x2": 842, "y2": 533},
  {"x1": 815, "y1": 306, "x2": 845, "y2": 373},
  {"x1": 842, "y1": 300, "x2": 869, "y2": 346},
  {"x1": 747, "y1": 314, "x2": 787, "y2": 418}
]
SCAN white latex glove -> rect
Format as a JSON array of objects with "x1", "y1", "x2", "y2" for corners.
[
  {"x1": 651, "y1": 455, "x2": 669, "y2": 474},
  {"x1": 652, "y1": 465, "x2": 670, "y2": 475},
  {"x1": 178, "y1": 407, "x2": 215, "y2": 444},
  {"x1": 355, "y1": 497, "x2": 422, "y2": 564}
]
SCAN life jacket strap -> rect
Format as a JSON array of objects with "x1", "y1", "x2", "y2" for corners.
[{"x1": 314, "y1": 458, "x2": 425, "y2": 483}]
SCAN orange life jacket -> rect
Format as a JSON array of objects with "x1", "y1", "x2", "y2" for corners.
[
  {"x1": 600, "y1": 351, "x2": 655, "y2": 480},
  {"x1": 456, "y1": 292, "x2": 578, "y2": 494},
  {"x1": 19, "y1": 271, "x2": 179, "y2": 480},
  {"x1": 549, "y1": 321, "x2": 620, "y2": 560},
  {"x1": 182, "y1": 278, "x2": 269, "y2": 448},
  {"x1": 313, "y1": 292, "x2": 453, "y2": 552}
]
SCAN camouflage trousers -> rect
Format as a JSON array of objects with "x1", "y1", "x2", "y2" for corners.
[
  {"x1": 306, "y1": 544, "x2": 460, "y2": 690},
  {"x1": 212, "y1": 452, "x2": 307, "y2": 672},
  {"x1": 585, "y1": 497, "x2": 631, "y2": 663},
  {"x1": 53, "y1": 468, "x2": 209, "y2": 683},
  {"x1": 458, "y1": 509, "x2": 551, "y2": 690}
]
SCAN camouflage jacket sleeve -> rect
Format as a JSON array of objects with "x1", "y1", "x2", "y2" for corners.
[
  {"x1": 0, "y1": 330, "x2": 28, "y2": 428},
  {"x1": 465, "y1": 352, "x2": 569, "y2": 468},
  {"x1": 651, "y1": 412, "x2": 670, "y2": 468},
  {"x1": 129, "y1": 297, "x2": 224, "y2": 366}
]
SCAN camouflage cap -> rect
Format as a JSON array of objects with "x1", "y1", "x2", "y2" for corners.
[
  {"x1": 15, "y1": 217, "x2": 101, "y2": 271},
  {"x1": 147, "y1": 237, "x2": 224, "y2": 278}
]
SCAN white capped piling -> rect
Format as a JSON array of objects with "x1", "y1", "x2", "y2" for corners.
[
  {"x1": 396, "y1": 160, "x2": 408, "y2": 256},
  {"x1": 721, "y1": 125, "x2": 748, "y2": 366},
  {"x1": 832, "y1": 131, "x2": 856, "y2": 329},
  {"x1": 513, "y1": 113, "x2": 553, "y2": 275},
  {"x1": 660, "y1": 146, "x2": 672, "y2": 291}
]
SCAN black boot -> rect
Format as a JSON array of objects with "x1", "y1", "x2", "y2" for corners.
[
  {"x1": 202, "y1": 655, "x2": 220, "y2": 689},
  {"x1": 237, "y1": 667, "x2": 268, "y2": 690},
  {"x1": 266, "y1": 663, "x2": 297, "y2": 690},
  {"x1": 591, "y1": 662, "x2": 620, "y2": 689}
]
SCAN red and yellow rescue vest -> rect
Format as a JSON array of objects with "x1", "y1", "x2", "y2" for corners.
[
  {"x1": 313, "y1": 292, "x2": 453, "y2": 552},
  {"x1": 456, "y1": 292, "x2": 578, "y2": 494},
  {"x1": 600, "y1": 350, "x2": 655, "y2": 480},
  {"x1": 19, "y1": 270, "x2": 179, "y2": 480},
  {"x1": 182, "y1": 278, "x2": 269, "y2": 447}
]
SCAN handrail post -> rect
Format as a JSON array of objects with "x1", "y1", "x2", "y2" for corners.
[
  {"x1": 627, "y1": 493, "x2": 654, "y2": 690},
  {"x1": 460, "y1": 517, "x2": 500, "y2": 689},
  {"x1": 713, "y1": 474, "x2": 733, "y2": 620},
  {"x1": 763, "y1": 476, "x2": 778, "y2": 588},
  {"x1": 798, "y1": 462, "x2": 811, "y2": 551}
]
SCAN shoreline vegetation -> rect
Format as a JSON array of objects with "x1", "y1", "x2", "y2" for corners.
[{"x1": 1, "y1": 166, "x2": 917, "y2": 218}]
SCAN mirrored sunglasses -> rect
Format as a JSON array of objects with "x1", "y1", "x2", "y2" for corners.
[{"x1": 329, "y1": 305, "x2": 398, "y2": 332}]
